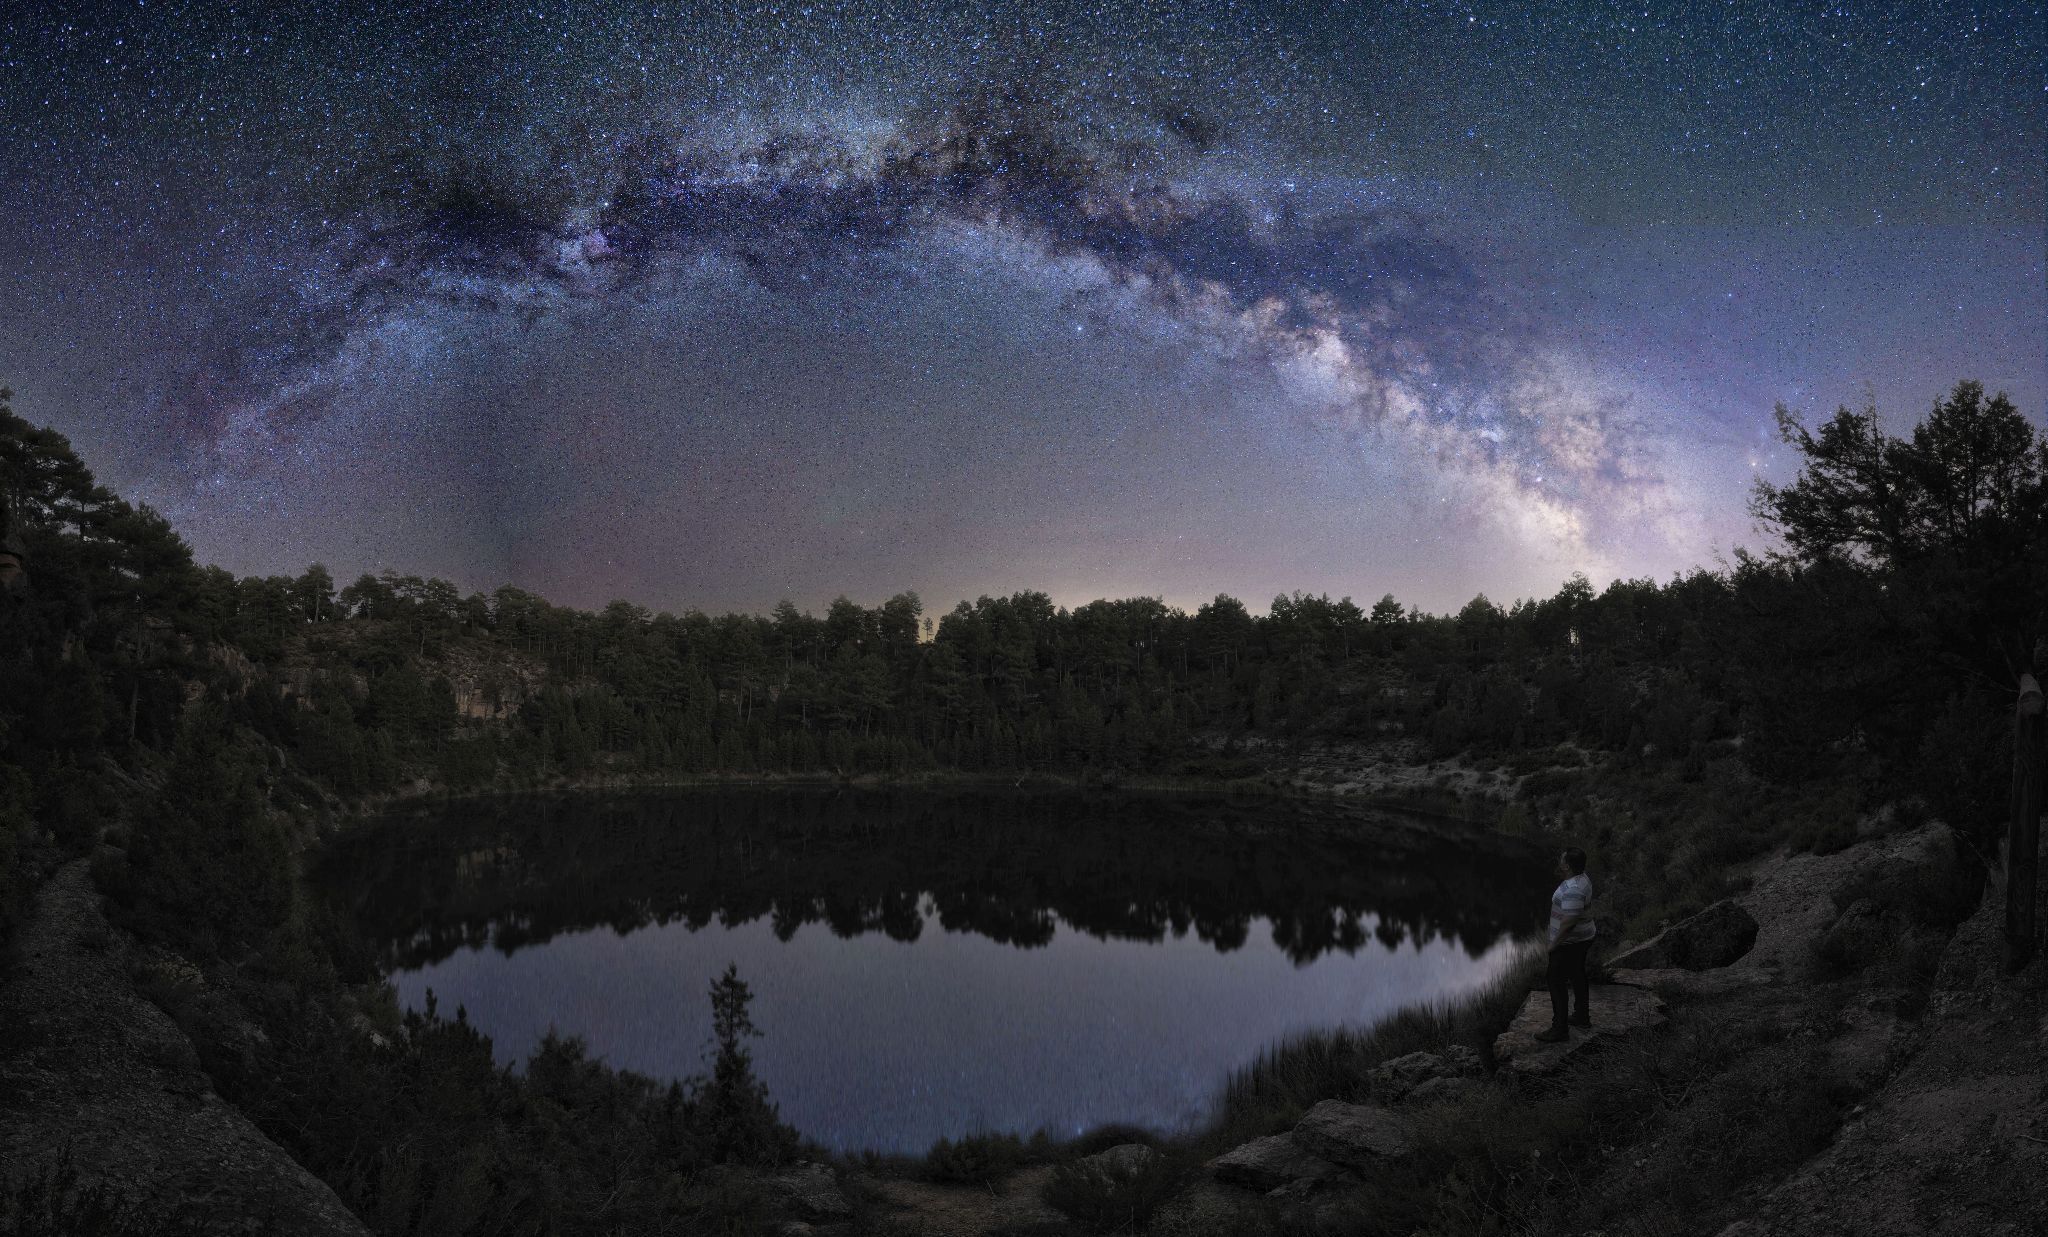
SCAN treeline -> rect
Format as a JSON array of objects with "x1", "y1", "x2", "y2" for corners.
[
  {"x1": 4, "y1": 381, "x2": 2046, "y2": 922},
  {"x1": 0, "y1": 383, "x2": 2038, "y2": 971},
  {"x1": 154, "y1": 402, "x2": 2041, "y2": 855}
]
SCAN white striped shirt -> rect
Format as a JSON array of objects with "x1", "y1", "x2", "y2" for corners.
[{"x1": 1549, "y1": 873, "x2": 1595, "y2": 946}]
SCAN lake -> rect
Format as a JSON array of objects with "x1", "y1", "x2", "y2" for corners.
[{"x1": 316, "y1": 789, "x2": 1548, "y2": 1153}]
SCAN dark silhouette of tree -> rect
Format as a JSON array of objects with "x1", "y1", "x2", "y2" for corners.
[{"x1": 702, "y1": 963, "x2": 787, "y2": 1165}]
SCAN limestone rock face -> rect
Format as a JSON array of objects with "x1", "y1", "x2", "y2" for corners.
[
  {"x1": 1205, "y1": 1134, "x2": 1349, "y2": 1192},
  {"x1": 1289, "y1": 1101, "x2": 1417, "y2": 1167},
  {"x1": 1608, "y1": 899, "x2": 1760, "y2": 971},
  {"x1": 1493, "y1": 982, "x2": 1667, "y2": 1076}
]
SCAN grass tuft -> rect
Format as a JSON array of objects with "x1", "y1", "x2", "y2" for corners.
[{"x1": 1211, "y1": 945, "x2": 1541, "y2": 1151}]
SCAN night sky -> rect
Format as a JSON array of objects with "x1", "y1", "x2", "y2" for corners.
[{"x1": 2, "y1": 1, "x2": 2041, "y2": 617}]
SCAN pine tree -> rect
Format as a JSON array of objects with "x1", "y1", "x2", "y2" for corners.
[{"x1": 701, "y1": 964, "x2": 785, "y2": 1165}]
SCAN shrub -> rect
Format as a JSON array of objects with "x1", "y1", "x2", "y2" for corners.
[
  {"x1": 924, "y1": 1130, "x2": 1047, "y2": 1185},
  {"x1": 1516, "y1": 766, "x2": 1584, "y2": 801},
  {"x1": 1039, "y1": 1150, "x2": 1184, "y2": 1234}
]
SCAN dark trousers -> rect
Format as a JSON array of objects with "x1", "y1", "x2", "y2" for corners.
[{"x1": 1547, "y1": 939, "x2": 1591, "y2": 1030}]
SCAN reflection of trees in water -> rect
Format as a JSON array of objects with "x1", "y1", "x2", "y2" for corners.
[{"x1": 316, "y1": 791, "x2": 1549, "y2": 974}]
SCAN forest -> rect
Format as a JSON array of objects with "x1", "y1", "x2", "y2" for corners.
[{"x1": 0, "y1": 378, "x2": 2042, "y2": 1233}]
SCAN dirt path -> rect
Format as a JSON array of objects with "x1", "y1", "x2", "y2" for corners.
[
  {"x1": 855, "y1": 1165, "x2": 1066, "y2": 1236},
  {"x1": 0, "y1": 862, "x2": 368, "y2": 1235}
]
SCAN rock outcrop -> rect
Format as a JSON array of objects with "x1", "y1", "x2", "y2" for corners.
[
  {"x1": 1205, "y1": 1134, "x2": 1352, "y2": 1193},
  {"x1": 1075, "y1": 1142, "x2": 1162, "y2": 1180},
  {"x1": 1492, "y1": 982, "x2": 1667, "y2": 1075},
  {"x1": 1206, "y1": 1055, "x2": 1484, "y2": 1198},
  {"x1": 1290, "y1": 1100, "x2": 1417, "y2": 1166},
  {"x1": 0, "y1": 863, "x2": 369, "y2": 1235},
  {"x1": 1608, "y1": 899, "x2": 1759, "y2": 971},
  {"x1": 1710, "y1": 878, "x2": 2048, "y2": 1236},
  {"x1": 1817, "y1": 897, "x2": 1907, "y2": 971},
  {"x1": 1725, "y1": 821, "x2": 1975, "y2": 982},
  {"x1": 1367, "y1": 1046, "x2": 1482, "y2": 1101},
  {"x1": 1403, "y1": 1075, "x2": 1482, "y2": 1106}
]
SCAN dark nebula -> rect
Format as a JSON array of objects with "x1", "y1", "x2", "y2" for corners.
[{"x1": 1, "y1": 1, "x2": 2040, "y2": 613}]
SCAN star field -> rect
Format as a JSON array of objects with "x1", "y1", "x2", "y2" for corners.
[{"x1": 1, "y1": 1, "x2": 2040, "y2": 614}]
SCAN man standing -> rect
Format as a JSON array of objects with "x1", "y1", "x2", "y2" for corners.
[{"x1": 1535, "y1": 847, "x2": 1595, "y2": 1044}]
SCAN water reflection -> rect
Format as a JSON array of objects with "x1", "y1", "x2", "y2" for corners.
[
  {"x1": 316, "y1": 790, "x2": 1550, "y2": 1151},
  {"x1": 321, "y1": 789, "x2": 1546, "y2": 971}
]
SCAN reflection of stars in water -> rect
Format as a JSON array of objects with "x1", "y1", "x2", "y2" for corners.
[{"x1": 393, "y1": 906, "x2": 1526, "y2": 1151}]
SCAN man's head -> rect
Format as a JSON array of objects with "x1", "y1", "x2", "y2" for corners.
[{"x1": 1556, "y1": 847, "x2": 1586, "y2": 878}]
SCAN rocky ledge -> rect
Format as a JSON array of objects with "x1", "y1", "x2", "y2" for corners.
[
  {"x1": 0, "y1": 863, "x2": 369, "y2": 1235},
  {"x1": 1491, "y1": 981, "x2": 1669, "y2": 1075},
  {"x1": 1202, "y1": 1043, "x2": 1487, "y2": 1199}
]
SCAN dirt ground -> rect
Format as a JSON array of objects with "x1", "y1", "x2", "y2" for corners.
[{"x1": 1712, "y1": 877, "x2": 2048, "y2": 1237}]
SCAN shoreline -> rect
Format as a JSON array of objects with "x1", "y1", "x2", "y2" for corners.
[
  {"x1": 328, "y1": 770, "x2": 1553, "y2": 1168},
  {"x1": 335, "y1": 753, "x2": 1527, "y2": 835}
]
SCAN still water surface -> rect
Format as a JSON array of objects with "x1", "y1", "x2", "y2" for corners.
[{"x1": 319, "y1": 790, "x2": 1545, "y2": 1152}]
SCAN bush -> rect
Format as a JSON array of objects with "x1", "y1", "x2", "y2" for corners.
[
  {"x1": 924, "y1": 1130, "x2": 1047, "y2": 1185},
  {"x1": 1039, "y1": 1151, "x2": 1184, "y2": 1234}
]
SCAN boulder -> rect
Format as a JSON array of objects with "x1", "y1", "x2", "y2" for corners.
[
  {"x1": 1817, "y1": 898, "x2": 1905, "y2": 972},
  {"x1": 1366, "y1": 1045, "x2": 1483, "y2": 1100},
  {"x1": 1838, "y1": 825, "x2": 1978, "y2": 928},
  {"x1": 1608, "y1": 900, "x2": 1759, "y2": 971},
  {"x1": 1290, "y1": 1101, "x2": 1417, "y2": 1167},
  {"x1": 1205, "y1": 1135, "x2": 1349, "y2": 1192},
  {"x1": 1078, "y1": 1143, "x2": 1161, "y2": 1180},
  {"x1": 1493, "y1": 983, "x2": 1667, "y2": 1076}
]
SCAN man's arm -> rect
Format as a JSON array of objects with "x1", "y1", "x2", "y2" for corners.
[{"x1": 1550, "y1": 881, "x2": 1589, "y2": 950}]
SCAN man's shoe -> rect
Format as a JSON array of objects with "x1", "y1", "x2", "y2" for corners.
[
  {"x1": 1533, "y1": 1026, "x2": 1570, "y2": 1044},
  {"x1": 1569, "y1": 1012, "x2": 1591, "y2": 1028}
]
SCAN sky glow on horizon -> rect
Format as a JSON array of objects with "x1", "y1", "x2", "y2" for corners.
[{"x1": 1, "y1": 1, "x2": 2041, "y2": 617}]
